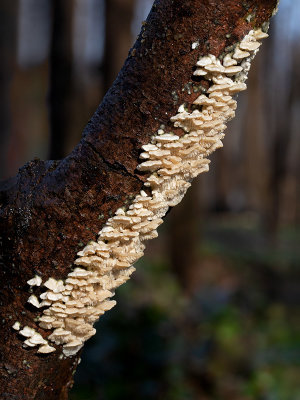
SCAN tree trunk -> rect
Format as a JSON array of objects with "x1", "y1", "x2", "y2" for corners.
[
  {"x1": 0, "y1": 1, "x2": 279, "y2": 398},
  {"x1": 48, "y1": 0, "x2": 74, "y2": 160},
  {"x1": 103, "y1": 0, "x2": 136, "y2": 93},
  {"x1": 0, "y1": 0, "x2": 18, "y2": 180},
  {"x1": 169, "y1": 180, "x2": 201, "y2": 293}
]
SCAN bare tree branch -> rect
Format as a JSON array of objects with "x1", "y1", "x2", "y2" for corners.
[{"x1": 0, "y1": 1, "x2": 279, "y2": 398}]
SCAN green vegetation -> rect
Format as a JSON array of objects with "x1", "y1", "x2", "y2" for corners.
[{"x1": 70, "y1": 219, "x2": 300, "y2": 400}]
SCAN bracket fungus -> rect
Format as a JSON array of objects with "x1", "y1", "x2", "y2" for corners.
[
  {"x1": 21, "y1": 28, "x2": 269, "y2": 357},
  {"x1": 27, "y1": 275, "x2": 42, "y2": 287}
]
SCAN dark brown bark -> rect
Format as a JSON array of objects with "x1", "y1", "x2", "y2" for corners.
[{"x1": 0, "y1": 1, "x2": 278, "y2": 399}]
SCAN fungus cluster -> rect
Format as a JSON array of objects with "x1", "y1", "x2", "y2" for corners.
[
  {"x1": 15, "y1": 325, "x2": 55, "y2": 354},
  {"x1": 19, "y1": 29, "x2": 268, "y2": 357}
]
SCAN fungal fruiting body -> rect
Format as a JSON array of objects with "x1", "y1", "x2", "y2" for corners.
[
  {"x1": 22, "y1": 29, "x2": 268, "y2": 357},
  {"x1": 27, "y1": 275, "x2": 42, "y2": 287},
  {"x1": 12, "y1": 321, "x2": 20, "y2": 331}
]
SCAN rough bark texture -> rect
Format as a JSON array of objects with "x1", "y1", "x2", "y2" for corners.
[{"x1": 0, "y1": 1, "x2": 278, "y2": 399}]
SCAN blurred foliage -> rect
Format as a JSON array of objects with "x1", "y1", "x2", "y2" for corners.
[{"x1": 70, "y1": 217, "x2": 300, "y2": 400}]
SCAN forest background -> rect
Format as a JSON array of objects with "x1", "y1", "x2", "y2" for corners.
[{"x1": 0, "y1": 1, "x2": 299, "y2": 399}]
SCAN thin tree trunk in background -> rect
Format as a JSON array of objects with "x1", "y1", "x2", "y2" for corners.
[
  {"x1": 0, "y1": 1, "x2": 279, "y2": 398},
  {"x1": 49, "y1": 0, "x2": 74, "y2": 160},
  {"x1": 262, "y1": 23, "x2": 293, "y2": 237},
  {"x1": 213, "y1": 150, "x2": 231, "y2": 212},
  {"x1": 0, "y1": 1, "x2": 18, "y2": 180},
  {"x1": 103, "y1": 0, "x2": 136, "y2": 92},
  {"x1": 243, "y1": 57, "x2": 270, "y2": 215},
  {"x1": 278, "y1": 44, "x2": 300, "y2": 226},
  {"x1": 169, "y1": 181, "x2": 201, "y2": 294},
  {"x1": 288, "y1": 47, "x2": 300, "y2": 224},
  {"x1": 268, "y1": 109, "x2": 292, "y2": 236}
]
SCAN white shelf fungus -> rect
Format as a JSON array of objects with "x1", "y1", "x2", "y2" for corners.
[
  {"x1": 12, "y1": 321, "x2": 20, "y2": 331},
  {"x1": 38, "y1": 344, "x2": 56, "y2": 354},
  {"x1": 27, "y1": 275, "x2": 42, "y2": 287},
  {"x1": 19, "y1": 326, "x2": 36, "y2": 338},
  {"x1": 27, "y1": 295, "x2": 41, "y2": 308},
  {"x1": 22, "y1": 29, "x2": 268, "y2": 357}
]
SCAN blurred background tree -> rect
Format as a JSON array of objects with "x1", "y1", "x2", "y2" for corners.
[{"x1": 0, "y1": 0, "x2": 299, "y2": 399}]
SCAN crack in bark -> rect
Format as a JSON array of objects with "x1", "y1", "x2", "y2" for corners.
[{"x1": 84, "y1": 139, "x2": 144, "y2": 185}]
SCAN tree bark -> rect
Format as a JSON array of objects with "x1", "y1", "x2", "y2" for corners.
[{"x1": 0, "y1": 1, "x2": 279, "y2": 398}]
